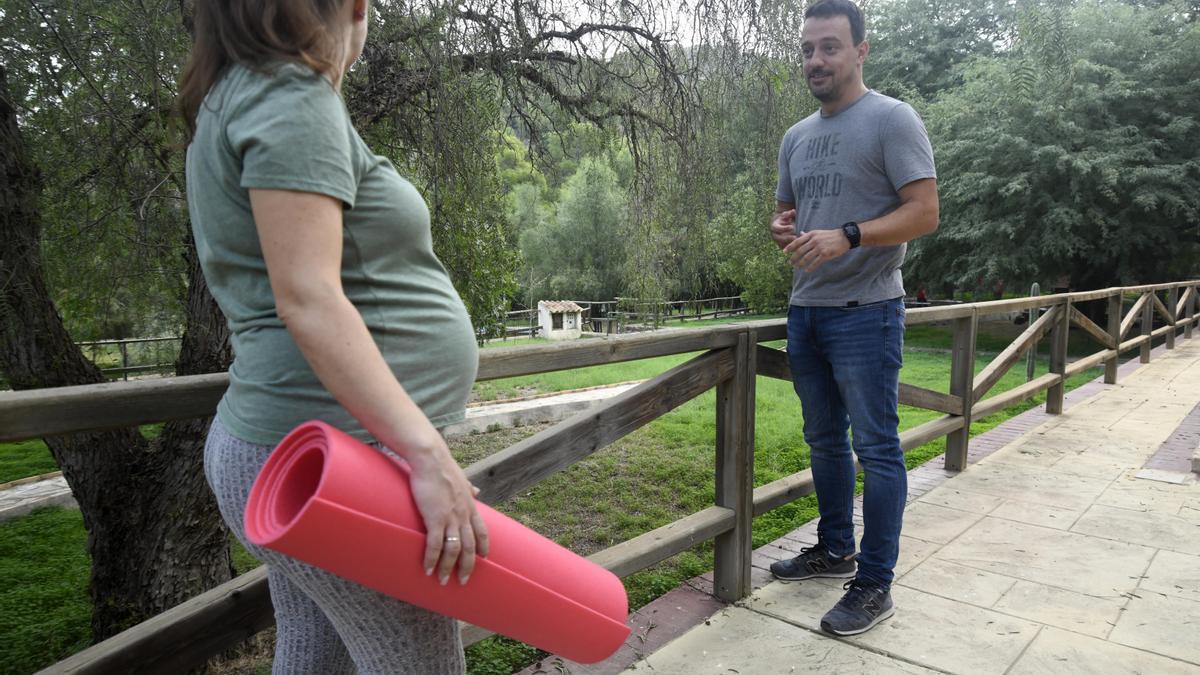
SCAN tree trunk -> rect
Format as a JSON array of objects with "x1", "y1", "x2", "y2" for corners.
[{"x1": 0, "y1": 65, "x2": 233, "y2": 642}]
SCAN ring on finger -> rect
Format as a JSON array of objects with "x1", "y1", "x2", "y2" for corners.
[{"x1": 445, "y1": 535, "x2": 460, "y2": 543}]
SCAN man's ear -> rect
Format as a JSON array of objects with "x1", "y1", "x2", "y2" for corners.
[
  {"x1": 353, "y1": 0, "x2": 368, "y2": 20},
  {"x1": 857, "y1": 39, "x2": 870, "y2": 66}
]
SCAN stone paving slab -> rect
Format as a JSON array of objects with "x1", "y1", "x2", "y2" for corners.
[
  {"x1": 1009, "y1": 627, "x2": 1200, "y2": 675},
  {"x1": 629, "y1": 606, "x2": 939, "y2": 674},
  {"x1": 1108, "y1": 592, "x2": 1200, "y2": 666}
]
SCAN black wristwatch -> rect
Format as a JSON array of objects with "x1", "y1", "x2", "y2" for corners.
[{"x1": 841, "y1": 221, "x2": 862, "y2": 249}]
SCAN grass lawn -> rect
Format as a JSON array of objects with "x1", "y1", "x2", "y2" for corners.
[{"x1": 0, "y1": 318, "x2": 1126, "y2": 673}]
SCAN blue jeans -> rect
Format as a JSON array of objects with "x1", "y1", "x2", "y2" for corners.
[{"x1": 787, "y1": 299, "x2": 906, "y2": 587}]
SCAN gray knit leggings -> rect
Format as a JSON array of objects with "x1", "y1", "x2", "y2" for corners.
[{"x1": 204, "y1": 418, "x2": 466, "y2": 674}]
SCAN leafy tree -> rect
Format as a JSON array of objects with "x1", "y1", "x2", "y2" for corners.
[
  {"x1": 520, "y1": 156, "x2": 628, "y2": 300},
  {"x1": 866, "y1": 0, "x2": 1017, "y2": 100},
  {"x1": 909, "y1": 0, "x2": 1200, "y2": 293}
]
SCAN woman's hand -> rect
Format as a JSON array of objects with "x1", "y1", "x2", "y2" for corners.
[{"x1": 405, "y1": 437, "x2": 490, "y2": 586}]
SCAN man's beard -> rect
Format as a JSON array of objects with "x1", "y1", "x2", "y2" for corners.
[{"x1": 807, "y1": 71, "x2": 837, "y2": 101}]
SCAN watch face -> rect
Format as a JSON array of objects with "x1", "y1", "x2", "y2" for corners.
[{"x1": 843, "y1": 222, "x2": 861, "y2": 247}]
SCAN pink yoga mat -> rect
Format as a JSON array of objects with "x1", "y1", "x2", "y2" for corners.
[{"x1": 244, "y1": 421, "x2": 630, "y2": 663}]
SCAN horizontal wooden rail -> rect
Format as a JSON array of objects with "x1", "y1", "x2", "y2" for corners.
[
  {"x1": 588, "y1": 506, "x2": 735, "y2": 578},
  {"x1": 1151, "y1": 324, "x2": 1175, "y2": 339},
  {"x1": 477, "y1": 327, "x2": 744, "y2": 381},
  {"x1": 0, "y1": 373, "x2": 228, "y2": 443},
  {"x1": 971, "y1": 294, "x2": 1068, "y2": 317},
  {"x1": 1066, "y1": 349, "x2": 1117, "y2": 377},
  {"x1": 39, "y1": 567, "x2": 273, "y2": 675},
  {"x1": 899, "y1": 414, "x2": 965, "y2": 449},
  {"x1": 752, "y1": 470, "x2": 815, "y2": 517},
  {"x1": 758, "y1": 344, "x2": 963, "y2": 415},
  {"x1": 1120, "y1": 334, "x2": 1151, "y2": 352}
]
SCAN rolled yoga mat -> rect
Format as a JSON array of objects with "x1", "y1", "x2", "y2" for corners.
[{"x1": 244, "y1": 420, "x2": 631, "y2": 664}]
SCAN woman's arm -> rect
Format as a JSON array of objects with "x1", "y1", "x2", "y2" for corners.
[{"x1": 249, "y1": 187, "x2": 488, "y2": 586}]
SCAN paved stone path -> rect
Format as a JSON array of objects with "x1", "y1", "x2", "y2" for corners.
[{"x1": 621, "y1": 340, "x2": 1200, "y2": 674}]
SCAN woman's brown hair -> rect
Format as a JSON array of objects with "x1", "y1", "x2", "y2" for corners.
[{"x1": 177, "y1": 0, "x2": 347, "y2": 136}]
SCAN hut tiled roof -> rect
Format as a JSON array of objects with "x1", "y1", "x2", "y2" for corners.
[{"x1": 540, "y1": 301, "x2": 584, "y2": 313}]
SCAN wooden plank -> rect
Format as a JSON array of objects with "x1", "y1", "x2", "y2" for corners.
[
  {"x1": 1151, "y1": 324, "x2": 1174, "y2": 339},
  {"x1": 1123, "y1": 282, "x2": 1186, "y2": 293},
  {"x1": 755, "y1": 345, "x2": 791, "y2": 381},
  {"x1": 1186, "y1": 286, "x2": 1196, "y2": 340},
  {"x1": 40, "y1": 567, "x2": 273, "y2": 675},
  {"x1": 434, "y1": 503, "x2": 739, "y2": 650},
  {"x1": 1069, "y1": 306, "x2": 1117, "y2": 349},
  {"x1": 1120, "y1": 335, "x2": 1150, "y2": 352},
  {"x1": 1106, "y1": 294, "x2": 1122, "y2": 384},
  {"x1": 1166, "y1": 287, "x2": 1179, "y2": 350},
  {"x1": 477, "y1": 327, "x2": 742, "y2": 381},
  {"x1": 1152, "y1": 292, "x2": 1175, "y2": 325},
  {"x1": 906, "y1": 304, "x2": 976, "y2": 323},
  {"x1": 466, "y1": 349, "x2": 735, "y2": 504},
  {"x1": 1068, "y1": 288, "x2": 1121, "y2": 303},
  {"x1": 752, "y1": 469, "x2": 815, "y2": 517},
  {"x1": 1047, "y1": 299, "x2": 1070, "y2": 414},
  {"x1": 946, "y1": 314, "x2": 978, "y2": 470},
  {"x1": 899, "y1": 383, "x2": 963, "y2": 416},
  {"x1": 0, "y1": 373, "x2": 229, "y2": 444},
  {"x1": 589, "y1": 506, "x2": 735, "y2": 578},
  {"x1": 901, "y1": 415, "x2": 965, "y2": 451},
  {"x1": 972, "y1": 306, "x2": 1058, "y2": 403},
  {"x1": 974, "y1": 373, "x2": 1061, "y2": 419},
  {"x1": 714, "y1": 333, "x2": 754, "y2": 602},
  {"x1": 1141, "y1": 292, "x2": 1154, "y2": 363},
  {"x1": 743, "y1": 319, "x2": 787, "y2": 342},
  {"x1": 1066, "y1": 349, "x2": 1117, "y2": 377},
  {"x1": 1176, "y1": 286, "x2": 1194, "y2": 318},
  {"x1": 972, "y1": 295, "x2": 1067, "y2": 317},
  {"x1": 1120, "y1": 293, "x2": 1149, "y2": 339}
]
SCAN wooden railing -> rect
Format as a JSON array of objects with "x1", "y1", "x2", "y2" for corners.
[{"x1": 3, "y1": 281, "x2": 1197, "y2": 674}]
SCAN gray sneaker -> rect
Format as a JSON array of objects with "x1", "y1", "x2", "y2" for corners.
[
  {"x1": 820, "y1": 579, "x2": 895, "y2": 636},
  {"x1": 769, "y1": 542, "x2": 856, "y2": 581}
]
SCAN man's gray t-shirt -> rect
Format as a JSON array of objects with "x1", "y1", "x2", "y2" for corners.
[{"x1": 776, "y1": 90, "x2": 936, "y2": 307}]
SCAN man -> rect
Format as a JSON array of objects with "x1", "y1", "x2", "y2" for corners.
[{"x1": 768, "y1": 0, "x2": 939, "y2": 636}]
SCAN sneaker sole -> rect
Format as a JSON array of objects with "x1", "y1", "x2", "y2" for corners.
[
  {"x1": 820, "y1": 606, "x2": 895, "y2": 636},
  {"x1": 771, "y1": 568, "x2": 857, "y2": 581}
]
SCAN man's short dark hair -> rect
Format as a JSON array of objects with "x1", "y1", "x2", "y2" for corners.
[{"x1": 804, "y1": 0, "x2": 866, "y2": 45}]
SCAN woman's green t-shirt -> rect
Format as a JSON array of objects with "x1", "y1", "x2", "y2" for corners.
[{"x1": 185, "y1": 63, "x2": 478, "y2": 445}]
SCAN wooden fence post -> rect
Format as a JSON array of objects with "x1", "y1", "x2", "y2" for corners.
[
  {"x1": 1141, "y1": 291, "x2": 1153, "y2": 363},
  {"x1": 1187, "y1": 285, "x2": 1196, "y2": 340},
  {"x1": 714, "y1": 330, "x2": 755, "y2": 601},
  {"x1": 1166, "y1": 287, "x2": 1178, "y2": 350},
  {"x1": 1106, "y1": 292, "x2": 1122, "y2": 385},
  {"x1": 945, "y1": 311, "x2": 977, "y2": 471},
  {"x1": 1047, "y1": 299, "x2": 1070, "y2": 414}
]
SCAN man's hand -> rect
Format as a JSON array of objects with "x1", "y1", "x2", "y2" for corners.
[
  {"x1": 770, "y1": 209, "x2": 797, "y2": 249},
  {"x1": 785, "y1": 228, "x2": 850, "y2": 272}
]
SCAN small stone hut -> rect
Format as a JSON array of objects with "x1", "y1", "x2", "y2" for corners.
[{"x1": 538, "y1": 301, "x2": 584, "y2": 340}]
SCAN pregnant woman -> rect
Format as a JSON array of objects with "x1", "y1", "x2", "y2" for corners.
[{"x1": 179, "y1": 1, "x2": 487, "y2": 672}]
